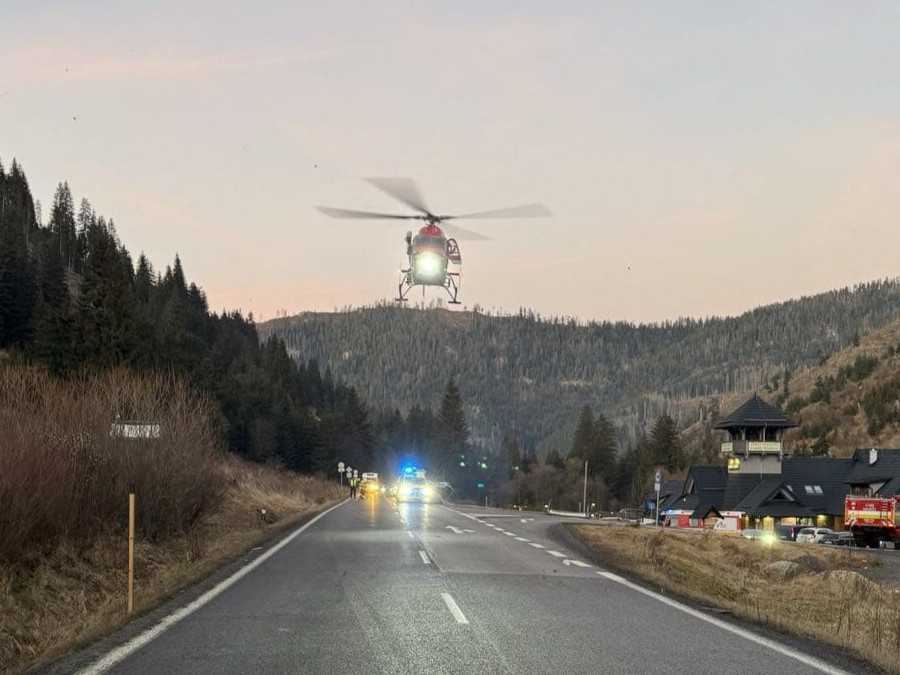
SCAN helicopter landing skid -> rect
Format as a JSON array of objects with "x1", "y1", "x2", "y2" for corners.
[{"x1": 395, "y1": 270, "x2": 461, "y2": 304}]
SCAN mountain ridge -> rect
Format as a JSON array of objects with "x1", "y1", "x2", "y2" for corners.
[{"x1": 260, "y1": 278, "x2": 900, "y2": 453}]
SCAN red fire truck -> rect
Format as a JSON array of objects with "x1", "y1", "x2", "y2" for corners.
[{"x1": 844, "y1": 495, "x2": 900, "y2": 548}]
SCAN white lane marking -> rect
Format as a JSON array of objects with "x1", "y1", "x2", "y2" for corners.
[
  {"x1": 520, "y1": 518, "x2": 534, "y2": 523},
  {"x1": 407, "y1": 531, "x2": 415, "y2": 539},
  {"x1": 418, "y1": 550, "x2": 431, "y2": 565},
  {"x1": 514, "y1": 537, "x2": 530, "y2": 542},
  {"x1": 76, "y1": 499, "x2": 348, "y2": 675},
  {"x1": 547, "y1": 550, "x2": 567, "y2": 558},
  {"x1": 562, "y1": 559, "x2": 592, "y2": 568},
  {"x1": 503, "y1": 531, "x2": 516, "y2": 537},
  {"x1": 597, "y1": 572, "x2": 849, "y2": 675},
  {"x1": 495, "y1": 529, "x2": 507, "y2": 534},
  {"x1": 441, "y1": 592, "x2": 470, "y2": 625},
  {"x1": 446, "y1": 525, "x2": 475, "y2": 535},
  {"x1": 528, "y1": 543, "x2": 545, "y2": 549}
]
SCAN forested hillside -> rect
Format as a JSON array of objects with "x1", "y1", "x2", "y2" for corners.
[
  {"x1": 0, "y1": 158, "x2": 374, "y2": 472},
  {"x1": 261, "y1": 284, "x2": 900, "y2": 454}
]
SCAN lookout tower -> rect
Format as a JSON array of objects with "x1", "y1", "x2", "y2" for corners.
[{"x1": 714, "y1": 394, "x2": 797, "y2": 474}]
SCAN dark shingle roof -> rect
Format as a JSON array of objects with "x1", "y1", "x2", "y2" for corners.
[
  {"x1": 722, "y1": 474, "x2": 767, "y2": 510},
  {"x1": 732, "y1": 476, "x2": 782, "y2": 512},
  {"x1": 667, "y1": 466, "x2": 726, "y2": 513},
  {"x1": 781, "y1": 457, "x2": 852, "y2": 515},
  {"x1": 846, "y1": 449, "x2": 900, "y2": 494},
  {"x1": 713, "y1": 394, "x2": 797, "y2": 430}
]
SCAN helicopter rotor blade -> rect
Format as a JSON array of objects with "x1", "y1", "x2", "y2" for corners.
[
  {"x1": 317, "y1": 206, "x2": 422, "y2": 220},
  {"x1": 444, "y1": 203, "x2": 552, "y2": 220},
  {"x1": 441, "y1": 222, "x2": 491, "y2": 241},
  {"x1": 365, "y1": 177, "x2": 432, "y2": 216}
]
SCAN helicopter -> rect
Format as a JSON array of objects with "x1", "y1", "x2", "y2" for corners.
[{"x1": 317, "y1": 178, "x2": 550, "y2": 304}]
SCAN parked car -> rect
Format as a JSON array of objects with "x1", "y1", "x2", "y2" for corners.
[
  {"x1": 775, "y1": 524, "x2": 804, "y2": 541},
  {"x1": 821, "y1": 532, "x2": 856, "y2": 547},
  {"x1": 796, "y1": 527, "x2": 834, "y2": 544}
]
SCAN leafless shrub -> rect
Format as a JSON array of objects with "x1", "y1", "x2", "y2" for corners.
[{"x1": 0, "y1": 366, "x2": 224, "y2": 560}]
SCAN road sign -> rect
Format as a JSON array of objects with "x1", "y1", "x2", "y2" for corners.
[
  {"x1": 338, "y1": 462, "x2": 345, "y2": 472},
  {"x1": 353, "y1": 470, "x2": 358, "y2": 478},
  {"x1": 655, "y1": 469, "x2": 662, "y2": 483}
]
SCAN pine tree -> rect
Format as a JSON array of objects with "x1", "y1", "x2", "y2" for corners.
[
  {"x1": 649, "y1": 413, "x2": 682, "y2": 472},
  {"x1": 0, "y1": 161, "x2": 37, "y2": 347},
  {"x1": 590, "y1": 412, "x2": 618, "y2": 479},
  {"x1": 569, "y1": 406, "x2": 595, "y2": 460},
  {"x1": 438, "y1": 379, "x2": 469, "y2": 481},
  {"x1": 32, "y1": 249, "x2": 75, "y2": 375}
]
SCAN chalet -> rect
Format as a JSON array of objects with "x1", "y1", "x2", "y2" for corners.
[
  {"x1": 667, "y1": 394, "x2": 860, "y2": 530},
  {"x1": 664, "y1": 466, "x2": 726, "y2": 528}
]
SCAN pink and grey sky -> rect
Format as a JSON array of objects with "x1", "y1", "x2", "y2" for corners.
[{"x1": 3, "y1": 2, "x2": 900, "y2": 322}]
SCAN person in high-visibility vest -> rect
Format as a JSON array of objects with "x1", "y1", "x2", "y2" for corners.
[{"x1": 349, "y1": 476, "x2": 358, "y2": 499}]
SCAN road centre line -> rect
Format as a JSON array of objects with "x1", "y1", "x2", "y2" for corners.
[
  {"x1": 503, "y1": 532, "x2": 516, "y2": 536},
  {"x1": 547, "y1": 550, "x2": 567, "y2": 558},
  {"x1": 514, "y1": 537, "x2": 530, "y2": 542},
  {"x1": 528, "y1": 543, "x2": 545, "y2": 549},
  {"x1": 75, "y1": 499, "x2": 348, "y2": 675},
  {"x1": 597, "y1": 572, "x2": 849, "y2": 675},
  {"x1": 418, "y1": 550, "x2": 431, "y2": 565},
  {"x1": 441, "y1": 592, "x2": 470, "y2": 625}
]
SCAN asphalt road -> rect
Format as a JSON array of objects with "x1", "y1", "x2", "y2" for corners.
[{"x1": 53, "y1": 497, "x2": 870, "y2": 675}]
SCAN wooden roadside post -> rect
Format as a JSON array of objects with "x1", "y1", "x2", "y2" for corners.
[{"x1": 128, "y1": 487, "x2": 135, "y2": 615}]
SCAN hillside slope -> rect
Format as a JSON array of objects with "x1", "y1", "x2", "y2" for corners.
[{"x1": 261, "y1": 280, "x2": 900, "y2": 453}]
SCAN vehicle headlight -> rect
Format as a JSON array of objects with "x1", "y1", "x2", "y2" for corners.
[
  {"x1": 423, "y1": 486, "x2": 434, "y2": 498},
  {"x1": 399, "y1": 485, "x2": 412, "y2": 498},
  {"x1": 761, "y1": 532, "x2": 776, "y2": 546},
  {"x1": 415, "y1": 252, "x2": 442, "y2": 279}
]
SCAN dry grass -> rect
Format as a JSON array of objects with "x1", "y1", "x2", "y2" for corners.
[
  {"x1": 0, "y1": 448, "x2": 343, "y2": 675},
  {"x1": 573, "y1": 524, "x2": 900, "y2": 673},
  {"x1": 0, "y1": 366, "x2": 224, "y2": 556}
]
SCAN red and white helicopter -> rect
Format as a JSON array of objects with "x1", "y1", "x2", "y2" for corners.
[{"x1": 317, "y1": 178, "x2": 550, "y2": 304}]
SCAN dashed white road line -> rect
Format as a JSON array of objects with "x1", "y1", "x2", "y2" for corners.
[
  {"x1": 418, "y1": 550, "x2": 431, "y2": 565},
  {"x1": 547, "y1": 550, "x2": 567, "y2": 558},
  {"x1": 441, "y1": 593, "x2": 470, "y2": 625},
  {"x1": 597, "y1": 572, "x2": 849, "y2": 675},
  {"x1": 514, "y1": 537, "x2": 530, "y2": 542},
  {"x1": 562, "y1": 559, "x2": 592, "y2": 568},
  {"x1": 503, "y1": 531, "x2": 516, "y2": 537},
  {"x1": 528, "y1": 543, "x2": 545, "y2": 549}
]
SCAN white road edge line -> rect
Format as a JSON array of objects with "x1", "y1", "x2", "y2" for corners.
[
  {"x1": 419, "y1": 550, "x2": 431, "y2": 565},
  {"x1": 441, "y1": 592, "x2": 469, "y2": 625},
  {"x1": 76, "y1": 499, "x2": 349, "y2": 675},
  {"x1": 597, "y1": 572, "x2": 850, "y2": 675}
]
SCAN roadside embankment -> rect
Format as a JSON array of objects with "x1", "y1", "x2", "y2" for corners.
[
  {"x1": 570, "y1": 524, "x2": 900, "y2": 674},
  {"x1": 0, "y1": 367, "x2": 343, "y2": 674}
]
